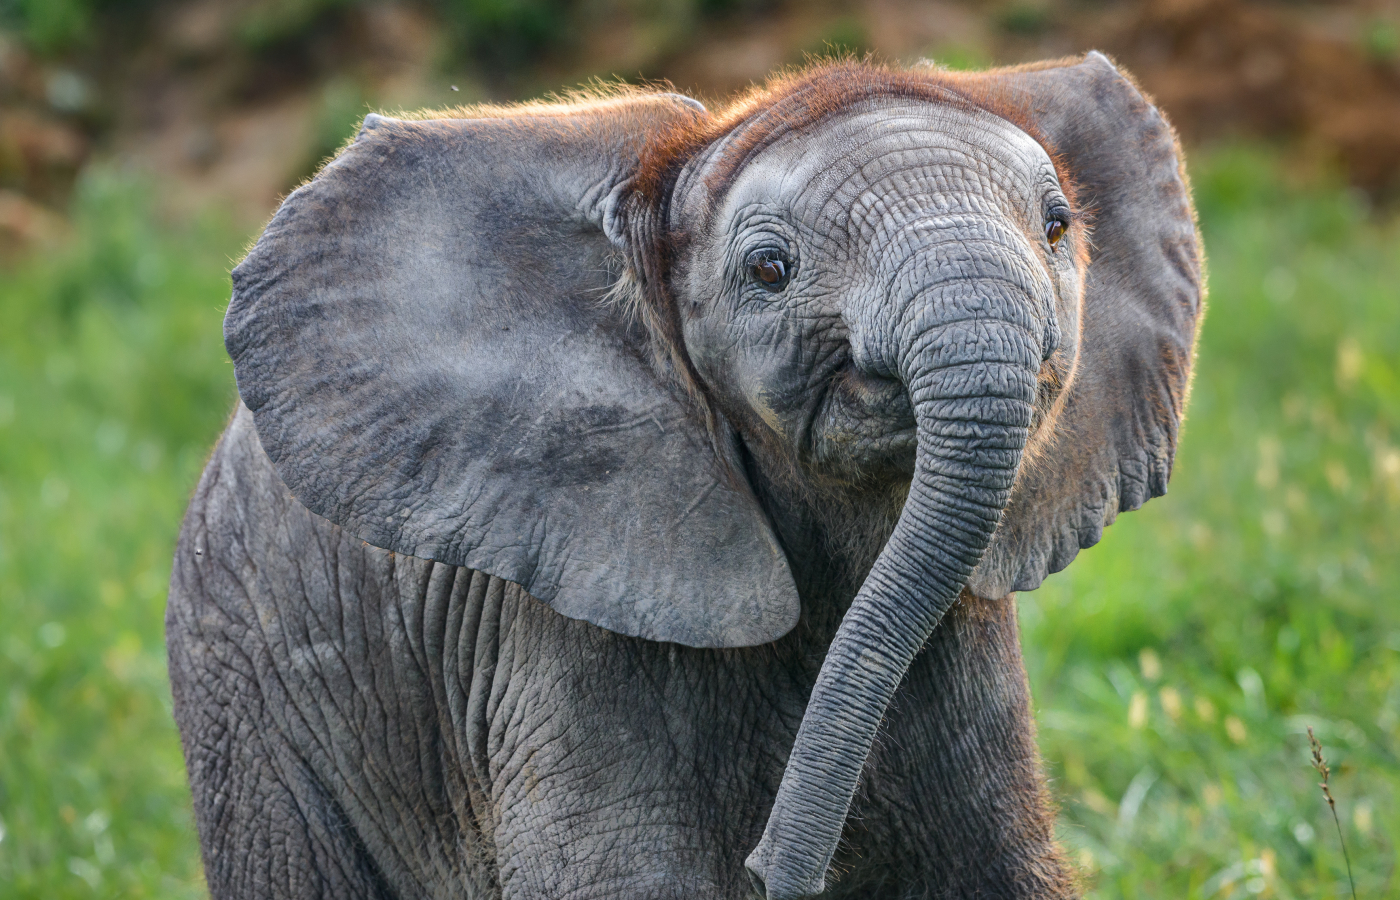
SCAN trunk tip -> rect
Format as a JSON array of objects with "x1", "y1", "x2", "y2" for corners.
[{"x1": 745, "y1": 863, "x2": 770, "y2": 900}]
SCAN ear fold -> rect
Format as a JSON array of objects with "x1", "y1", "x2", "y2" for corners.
[
  {"x1": 225, "y1": 95, "x2": 799, "y2": 648},
  {"x1": 955, "y1": 52, "x2": 1205, "y2": 598}
]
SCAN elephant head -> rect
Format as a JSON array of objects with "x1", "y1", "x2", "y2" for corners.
[{"x1": 225, "y1": 53, "x2": 1202, "y2": 899}]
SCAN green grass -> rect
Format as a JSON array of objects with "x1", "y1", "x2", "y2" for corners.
[
  {"x1": 0, "y1": 173, "x2": 238, "y2": 897},
  {"x1": 1025, "y1": 149, "x2": 1400, "y2": 898},
  {"x1": 0, "y1": 147, "x2": 1397, "y2": 898}
]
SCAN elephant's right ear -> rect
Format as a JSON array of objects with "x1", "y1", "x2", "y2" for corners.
[{"x1": 225, "y1": 94, "x2": 799, "y2": 648}]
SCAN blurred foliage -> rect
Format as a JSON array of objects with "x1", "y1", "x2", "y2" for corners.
[
  {"x1": 801, "y1": 16, "x2": 870, "y2": 59},
  {"x1": 1025, "y1": 149, "x2": 1400, "y2": 897},
  {"x1": 0, "y1": 172, "x2": 236, "y2": 897},
  {"x1": 297, "y1": 76, "x2": 371, "y2": 182},
  {"x1": 235, "y1": 0, "x2": 360, "y2": 51},
  {"x1": 0, "y1": 0, "x2": 104, "y2": 55},
  {"x1": 436, "y1": 0, "x2": 571, "y2": 69},
  {"x1": 0, "y1": 0, "x2": 789, "y2": 81},
  {"x1": 0, "y1": 144, "x2": 1398, "y2": 898},
  {"x1": 429, "y1": 0, "x2": 783, "y2": 71},
  {"x1": 0, "y1": 0, "x2": 712, "y2": 68},
  {"x1": 1364, "y1": 15, "x2": 1400, "y2": 62},
  {"x1": 998, "y1": 0, "x2": 1054, "y2": 37}
]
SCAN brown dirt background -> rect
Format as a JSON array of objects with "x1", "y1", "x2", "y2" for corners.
[{"x1": 3, "y1": 0, "x2": 1399, "y2": 248}]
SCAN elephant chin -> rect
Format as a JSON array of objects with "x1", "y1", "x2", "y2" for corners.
[{"x1": 745, "y1": 317, "x2": 1039, "y2": 900}]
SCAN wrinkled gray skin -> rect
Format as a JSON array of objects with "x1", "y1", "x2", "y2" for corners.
[{"x1": 168, "y1": 54, "x2": 1202, "y2": 900}]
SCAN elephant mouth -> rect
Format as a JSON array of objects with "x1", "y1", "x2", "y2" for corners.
[{"x1": 810, "y1": 363, "x2": 917, "y2": 475}]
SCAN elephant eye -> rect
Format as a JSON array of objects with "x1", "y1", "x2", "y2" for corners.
[
  {"x1": 746, "y1": 249, "x2": 791, "y2": 292},
  {"x1": 1045, "y1": 211, "x2": 1070, "y2": 248}
]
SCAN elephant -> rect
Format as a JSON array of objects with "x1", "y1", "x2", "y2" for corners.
[{"x1": 166, "y1": 52, "x2": 1203, "y2": 900}]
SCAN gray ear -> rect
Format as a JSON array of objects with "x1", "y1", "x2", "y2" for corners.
[
  {"x1": 960, "y1": 52, "x2": 1205, "y2": 598},
  {"x1": 225, "y1": 94, "x2": 799, "y2": 648}
]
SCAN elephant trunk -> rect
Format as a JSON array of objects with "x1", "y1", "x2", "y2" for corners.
[{"x1": 745, "y1": 292, "x2": 1042, "y2": 899}]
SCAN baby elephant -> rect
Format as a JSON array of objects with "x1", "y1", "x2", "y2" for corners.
[{"x1": 168, "y1": 53, "x2": 1202, "y2": 899}]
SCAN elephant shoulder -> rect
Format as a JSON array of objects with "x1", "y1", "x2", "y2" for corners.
[
  {"x1": 174, "y1": 404, "x2": 320, "y2": 581},
  {"x1": 170, "y1": 403, "x2": 521, "y2": 640}
]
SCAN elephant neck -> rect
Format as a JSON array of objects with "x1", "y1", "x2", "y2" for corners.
[{"x1": 738, "y1": 439, "x2": 908, "y2": 641}]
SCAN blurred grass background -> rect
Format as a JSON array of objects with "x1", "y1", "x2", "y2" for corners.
[{"x1": 1, "y1": 1, "x2": 1398, "y2": 898}]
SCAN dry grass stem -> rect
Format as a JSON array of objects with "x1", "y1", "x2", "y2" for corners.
[{"x1": 1308, "y1": 726, "x2": 1357, "y2": 900}]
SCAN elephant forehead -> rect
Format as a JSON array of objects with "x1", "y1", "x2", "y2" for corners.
[{"x1": 712, "y1": 100, "x2": 1059, "y2": 234}]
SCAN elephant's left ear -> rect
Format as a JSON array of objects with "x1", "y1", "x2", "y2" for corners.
[
  {"x1": 225, "y1": 94, "x2": 799, "y2": 648},
  {"x1": 949, "y1": 52, "x2": 1206, "y2": 598}
]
